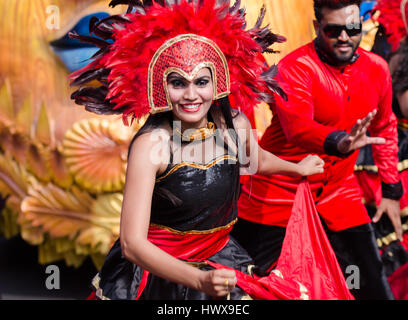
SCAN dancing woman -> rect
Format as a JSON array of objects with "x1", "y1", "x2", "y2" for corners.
[{"x1": 70, "y1": 0, "x2": 349, "y2": 300}]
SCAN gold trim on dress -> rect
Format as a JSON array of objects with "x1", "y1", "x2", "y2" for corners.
[
  {"x1": 155, "y1": 155, "x2": 238, "y2": 182},
  {"x1": 149, "y1": 217, "x2": 238, "y2": 235},
  {"x1": 92, "y1": 274, "x2": 111, "y2": 300},
  {"x1": 186, "y1": 261, "x2": 209, "y2": 268}
]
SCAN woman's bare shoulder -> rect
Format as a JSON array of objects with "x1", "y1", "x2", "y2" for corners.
[
  {"x1": 128, "y1": 127, "x2": 171, "y2": 169},
  {"x1": 231, "y1": 109, "x2": 251, "y2": 130}
]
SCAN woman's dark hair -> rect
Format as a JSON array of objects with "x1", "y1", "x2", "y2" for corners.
[
  {"x1": 390, "y1": 37, "x2": 408, "y2": 95},
  {"x1": 371, "y1": 24, "x2": 393, "y2": 60},
  {"x1": 313, "y1": 0, "x2": 362, "y2": 22}
]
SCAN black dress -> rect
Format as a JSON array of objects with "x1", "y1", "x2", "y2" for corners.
[{"x1": 90, "y1": 120, "x2": 254, "y2": 300}]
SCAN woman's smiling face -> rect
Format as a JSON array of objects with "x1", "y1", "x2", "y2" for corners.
[{"x1": 167, "y1": 67, "x2": 214, "y2": 128}]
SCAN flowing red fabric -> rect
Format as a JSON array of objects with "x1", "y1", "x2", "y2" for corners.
[
  {"x1": 275, "y1": 179, "x2": 354, "y2": 300},
  {"x1": 209, "y1": 180, "x2": 354, "y2": 300},
  {"x1": 389, "y1": 261, "x2": 408, "y2": 300},
  {"x1": 87, "y1": 291, "x2": 97, "y2": 300}
]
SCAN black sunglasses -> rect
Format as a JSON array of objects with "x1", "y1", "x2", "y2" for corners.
[{"x1": 322, "y1": 23, "x2": 362, "y2": 38}]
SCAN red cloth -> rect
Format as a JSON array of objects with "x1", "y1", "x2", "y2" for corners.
[
  {"x1": 208, "y1": 180, "x2": 354, "y2": 300},
  {"x1": 389, "y1": 262, "x2": 408, "y2": 300},
  {"x1": 87, "y1": 291, "x2": 97, "y2": 300},
  {"x1": 403, "y1": 232, "x2": 408, "y2": 252},
  {"x1": 239, "y1": 42, "x2": 399, "y2": 231},
  {"x1": 276, "y1": 180, "x2": 354, "y2": 299}
]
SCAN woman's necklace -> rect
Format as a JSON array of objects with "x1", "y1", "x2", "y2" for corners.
[{"x1": 174, "y1": 122, "x2": 215, "y2": 142}]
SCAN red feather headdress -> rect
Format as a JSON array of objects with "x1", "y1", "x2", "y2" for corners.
[
  {"x1": 374, "y1": 0, "x2": 408, "y2": 51},
  {"x1": 69, "y1": 0, "x2": 286, "y2": 124}
]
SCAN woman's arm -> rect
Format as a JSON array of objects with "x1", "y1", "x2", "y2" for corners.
[
  {"x1": 120, "y1": 131, "x2": 236, "y2": 297},
  {"x1": 233, "y1": 111, "x2": 324, "y2": 176}
]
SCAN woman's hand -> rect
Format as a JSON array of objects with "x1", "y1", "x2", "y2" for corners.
[
  {"x1": 297, "y1": 154, "x2": 325, "y2": 176},
  {"x1": 198, "y1": 269, "x2": 237, "y2": 298}
]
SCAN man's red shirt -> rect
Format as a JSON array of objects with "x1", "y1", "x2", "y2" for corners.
[{"x1": 238, "y1": 42, "x2": 400, "y2": 231}]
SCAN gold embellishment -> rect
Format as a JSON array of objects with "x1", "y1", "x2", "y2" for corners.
[
  {"x1": 186, "y1": 261, "x2": 209, "y2": 268},
  {"x1": 354, "y1": 164, "x2": 378, "y2": 172},
  {"x1": 271, "y1": 269, "x2": 283, "y2": 279},
  {"x1": 148, "y1": 34, "x2": 230, "y2": 113},
  {"x1": 355, "y1": 158, "x2": 408, "y2": 173},
  {"x1": 398, "y1": 119, "x2": 408, "y2": 131},
  {"x1": 150, "y1": 218, "x2": 237, "y2": 235},
  {"x1": 150, "y1": 106, "x2": 172, "y2": 114},
  {"x1": 155, "y1": 155, "x2": 238, "y2": 182},
  {"x1": 297, "y1": 282, "x2": 310, "y2": 300},
  {"x1": 92, "y1": 274, "x2": 111, "y2": 300},
  {"x1": 247, "y1": 264, "x2": 256, "y2": 277},
  {"x1": 377, "y1": 221, "x2": 408, "y2": 248},
  {"x1": 224, "y1": 278, "x2": 229, "y2": 287},
  {"x1": 272, "y1": 269, "x2": 310, "y2": 300},
  {"x1": 174, "y1": 122, "x2": 215, "y2": 142}
]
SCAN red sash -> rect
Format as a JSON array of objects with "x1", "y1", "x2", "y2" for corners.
[{"x1": 135, "y1": 223, "x2": 233, "y2": 299}]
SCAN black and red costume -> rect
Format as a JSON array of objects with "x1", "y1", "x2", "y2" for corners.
[{"x1": 71, "y1": 0, "x2": 353, "y2": 300}]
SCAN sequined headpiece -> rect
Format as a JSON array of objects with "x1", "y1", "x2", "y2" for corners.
[{"x1": 148, "y1": 34, "x2": 229, "y2": 113}]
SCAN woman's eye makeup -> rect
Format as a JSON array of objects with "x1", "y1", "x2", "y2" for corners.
[
  {"x1": 168, "y1": 76, "x2": 210, "y2": 88},
  {"x1": 169, "y1": 79, "x2": 186, "y2": 87},
  {"x1": 195, "y1": 78, "x2": 209, "y2": 86}
]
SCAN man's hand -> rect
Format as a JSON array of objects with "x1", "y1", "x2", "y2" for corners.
[
  {"x1": 372, "y1": 198, "x2": 403, "y2": 241},
  {"x1": 337, "y1": 110, "x2": 386, "y2": 154}
]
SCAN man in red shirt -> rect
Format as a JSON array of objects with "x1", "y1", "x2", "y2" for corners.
[{"x1": 232, "y1": 0, "x2": 403, "y2": 299}]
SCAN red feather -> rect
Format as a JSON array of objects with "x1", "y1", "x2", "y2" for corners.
[{"x1": 375, "y1": 0, "x2": 408, "y2": 51}]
